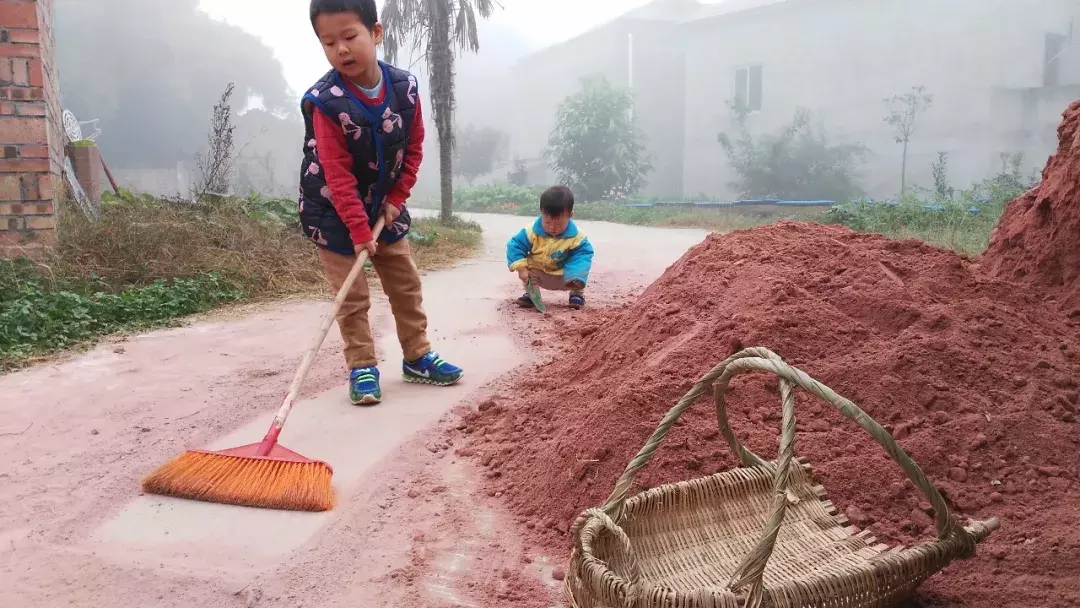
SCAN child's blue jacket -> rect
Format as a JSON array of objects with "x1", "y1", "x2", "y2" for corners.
[{"x1": 506, "y1": 217, "x2": 594, "y2": 286}]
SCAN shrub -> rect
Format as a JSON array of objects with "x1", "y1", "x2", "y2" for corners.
[{"x1": 719, "y1": 107, "x2": 867, "y2": 203}]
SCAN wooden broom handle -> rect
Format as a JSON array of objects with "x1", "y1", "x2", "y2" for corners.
[{"x1": 256, "y1": 218, "x2": 386, "y2": 455}]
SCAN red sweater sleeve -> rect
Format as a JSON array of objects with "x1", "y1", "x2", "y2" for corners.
[
  {"x1": 312, "y1": 109, "x2": 373, "y2": 245},
  {"x1": 385, "y1": 98, "x2": 425, "y2": 209}
]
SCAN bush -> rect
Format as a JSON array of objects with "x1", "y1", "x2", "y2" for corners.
[
  {"x1": 719, "y1": 107, "x2": 867, "y2": 203},
  {"x1": 547, "y1": 77, "x2": 652, "y2": 201},
  {"x1": 74, "y1": 189, "x2": 320, "y2": 294}
]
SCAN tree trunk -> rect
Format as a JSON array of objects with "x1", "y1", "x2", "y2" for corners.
[
  {"x1": 428, "y1": 4, "x2": 456, "y2": 225},
  {"x1": 900, "y1": 138, "x2": 909, "y2": 196}
]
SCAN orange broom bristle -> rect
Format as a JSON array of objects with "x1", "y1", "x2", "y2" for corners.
[{"x1": 141, "y1": 451, "x2": 335, "y2": 512}]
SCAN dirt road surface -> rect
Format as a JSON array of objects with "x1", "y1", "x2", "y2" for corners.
[{"x1": 0, "y1": 213, "x2": 706, "y2": 608}]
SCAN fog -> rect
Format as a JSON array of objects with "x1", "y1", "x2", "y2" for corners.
[{"x1": 54, "y1": 0, "x2": 1080, "y2": 203}]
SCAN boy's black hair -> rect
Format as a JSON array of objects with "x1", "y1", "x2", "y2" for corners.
[
  {"x1": 310, "y1": 0, "x2": 379, "y2": 31},
  {"x1": 539, "y1": 186, "x2": 575, "y2": 216}
]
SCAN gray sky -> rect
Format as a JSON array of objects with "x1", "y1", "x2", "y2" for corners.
[{"x1": 198, "y1": 0, "x2": 661, "y2": 96}]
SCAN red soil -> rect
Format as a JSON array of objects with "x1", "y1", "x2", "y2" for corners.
[
  {"x1": 983, "y1": 99, "x2": 1080, "y2": 314},
  {"x1": 461, "y1": 219, "x2": 1080, "y2": 606}
]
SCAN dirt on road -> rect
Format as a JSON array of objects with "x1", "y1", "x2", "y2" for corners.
[{"x1": 0, "y1": 214, "x2": 705, "y2": 608}]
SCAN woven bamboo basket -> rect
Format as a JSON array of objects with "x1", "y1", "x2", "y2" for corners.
[{"x1": 567, "y1": 347, "x2": 999, "y2": 608}]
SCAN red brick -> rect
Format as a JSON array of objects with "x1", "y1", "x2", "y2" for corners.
[
  {"x1": 0, "y1": 116, "x2": 45, "y2": 143},
  {"x1": 11, "y1": 58, "x2": 27, "y2": 85},
  {"x1": 18, "y1": 144, "x2": 46, "y2": 157},
  {"x1": 25, "y1": 215, "x2": 53, "y2": 230},
  {"x1": 7, "y1": 28, "x2": 39, "y2": 45},
  {"x1": 14, "y1": 100, "x2": 42, "y2": 116},
  {"x1": 0, "y1": 202, "x2": 23, "y2": 214},
  {"x1": 0, "y1": 101, "x2": 12, "y2": 115},
  {"x1": 0, "y1": 3, "x2": 40, "y2": 29},
  {"x1": 0, "y1": 58, "x2": 9, "y2": 85},
  {"x1": 0, "y1": 157, "x2": 47, "y2": 172},
  {"x1": 0, "y1": 174, "x2": 19, "y2": 200},
  {"x1": 18, "y1": 172, "x2": 36, "y2": 198},
  {"x1": 27, "y1": 57, "x2": 40, "y2": 86},
  {"x1": 36, "y1": 170, "x2": 52, "y2": 199},
  {"x1": 0, "y1": 43, "x2": 40, "y2": 59},
  {"x1": 2, "y1": 215, "x2": 24, "y2": 231},
  {"x1": 10, "y1": 86, "x2": 42, "y2": 100}
]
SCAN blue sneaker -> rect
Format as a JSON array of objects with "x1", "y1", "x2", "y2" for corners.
[
  {"x1": 403, "y1": 351, "x2": 463, "y2": 386},
  {"x1": 349, "y1": 367, "x2": 382, "y2": 405},
  {"x1": 569, "y1": 293, "x2": 585, "y2": 310}
]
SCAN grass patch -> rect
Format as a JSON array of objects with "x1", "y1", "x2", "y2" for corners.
[
  {"x1": 822, "y1": 198, "x2": 1004, "y2": 255},
  {"x1": 408, "y1": 216, "x2": 484, "y2": 271},
  {"x1": 430, "y1": 178, "x2": 1028, "y2": 254},
  {"x1": 415, "y1": 184, "x2": 823, "y2": 233},
  {"x1": 1, "y1": 191, "x2": 483, "y2": 371}
]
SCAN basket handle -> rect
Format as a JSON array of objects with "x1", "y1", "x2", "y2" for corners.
[
  {"x1": 600, "y1": 348, "x2": 977, "y2": 602},
  {"x1": 574, "y1": 508, "x2": 642, "y2": 608}
]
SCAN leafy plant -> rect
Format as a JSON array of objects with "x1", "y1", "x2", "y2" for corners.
[
  {"x1": 547, "y1": 77, "x2": 653, "y2": 201},
  {"x1": 382, "y1": 0, "x2": 497, "y2": 224},
  {"x1": 932, "y1": 152, "x2": 954, "y2": 201},
  {"x1": 884, "y1": 86, "x2": 934, "y2": 195},
  {"x1": 718, "y1": 107, "x2": 866, "y2": 202},
  {"x1": 822, "y1": 156, "x2": 1036, "y2": 255},
  {"x1": 1, "y1": 260, "x2": 242, "y2": 370},
  {"x1": 507, "y1": 156, "x2": 528, "y2": 186},
  {"x1": 453, "y1": 124, "x2": 508, "y2": 185}
]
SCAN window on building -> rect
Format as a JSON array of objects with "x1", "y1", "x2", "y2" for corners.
[
  {"x1": 1044, "y1": 32, "x2": 1066, "y2": 86},
  {"x1": 734, "y1": 65, "x2": 763, "y2": 112}
]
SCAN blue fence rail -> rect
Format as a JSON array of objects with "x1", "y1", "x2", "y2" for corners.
[
  {"x1": 621, "y1": 199, "x2": 836, "y2": 209},
  {"x1": 621, "y1": 199, "x2": 983, "y2": 215}
]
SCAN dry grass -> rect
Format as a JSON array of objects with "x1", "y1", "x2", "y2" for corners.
[
  {"x1": 50, "y1": 199, "x2": 484, "y2": 296},
  {"x1": 408, "y1": 216, "x2": 484, "y2": 271},
  {"x1": 53, "y1": 197, "x2": 324, "y2": 296},
  {"x1": 2, "y1": 196, "x2": 483, "y2": 370}
]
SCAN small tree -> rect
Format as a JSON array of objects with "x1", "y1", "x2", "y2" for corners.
[
  {"x1": 195, "y1": 82, "x2": 238, "y2": 198},
  {"x1": 547, "y1": 77, "x2": 652, "y2": 201},
  {"x1": 931, "y1": 152, "x2": 954, "y2": 201},
  {"x1": 718, "y1": 106, "x2": 866, "y2": 202},
  {"x1": 884, "y1": 85, "x2": 933, "y2": 195},
  {"x1": 507, "y1": 156, "x2": 528, "y2": 186},
  {"x1": 453, "y1": 124, "x2": 508, "y2": 185}
]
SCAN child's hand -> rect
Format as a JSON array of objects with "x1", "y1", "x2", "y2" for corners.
[
  {"x1": 383, "y1": 203, "x2": 401, "y2": 225},
  {"x1": 517, "y1": 268, "x2": 530, "y2": 284},
  {"x1": 355, "y1": 240, "x2": 377, "y2": 257}
]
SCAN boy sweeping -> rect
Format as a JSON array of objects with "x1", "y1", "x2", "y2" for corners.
[
  {"x1": 299, "y1": 0, "x2": 462, "y2": 405},
  {"x1": 507, "y1": 186, "x2": 595, "y2": 310}
]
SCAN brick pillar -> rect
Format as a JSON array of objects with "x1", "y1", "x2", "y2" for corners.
[{"x1": 0, "y1": 0, "x2": 62, "y2": 258}]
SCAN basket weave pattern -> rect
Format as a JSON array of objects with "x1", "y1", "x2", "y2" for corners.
[{"x1": 566, "y1": 348, "x2": 998, "y2": 608}]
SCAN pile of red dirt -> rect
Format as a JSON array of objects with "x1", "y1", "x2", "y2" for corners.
[
  {"x1": 982, "y1": 99, "x2": 1080, "y2": 314},
  {"x1": 458, "y1": 219, "x2": 1080, "y2": 606}
]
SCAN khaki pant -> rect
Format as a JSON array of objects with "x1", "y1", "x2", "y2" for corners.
[
  {"x1": 529, "y1": 270, "x2": 584, "y2": 294},
  {"x1": 318, "y1": 238, "x2": 431, "y2": 369}
]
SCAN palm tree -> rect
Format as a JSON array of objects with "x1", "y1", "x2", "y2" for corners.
[{"x1": 381, "y1": 0, "x2": 496, "y2": 224}]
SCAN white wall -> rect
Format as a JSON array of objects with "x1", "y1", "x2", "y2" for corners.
[{"x1": 682, "y1": 0, "x2": 1080, "y2": 200}]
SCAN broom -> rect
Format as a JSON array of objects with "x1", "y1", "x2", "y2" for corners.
[{"x1": 141, "y1": 219, "x2": 387, "y2": 512}]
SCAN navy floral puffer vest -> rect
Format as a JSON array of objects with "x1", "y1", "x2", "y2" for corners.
[{"x1": 298, "y1": 61, "x2": 418, "y2": 254}]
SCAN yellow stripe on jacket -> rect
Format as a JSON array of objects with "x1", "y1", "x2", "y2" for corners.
[{"x1": 506, "y1": 218, "x2": 595, "y2": 286}]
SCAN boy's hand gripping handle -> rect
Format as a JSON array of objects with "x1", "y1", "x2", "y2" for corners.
[{"x1": 256, "y1": 218, "x2": 387, "y2": 455}]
